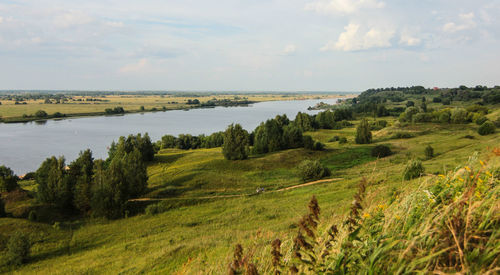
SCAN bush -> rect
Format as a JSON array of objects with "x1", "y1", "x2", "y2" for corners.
[
  {"x1": 338, "y1": 137, "x2": 348, "y2": 144},
  {"x1": 371, "y1": 145, "x2": 392, "y2": 158},
  {"x1": 297, "y1": 160, "x2": 331, "y2": 182},
  {"x1": 424, "y1": 145, "x2": 434, "y2": 159},
  {"x1": 34, "y1": 110, "x2": 48, "y2": 118},
  {"x1": 403, "y1": 159, "x2": 425, "y2": 180},
  {"x1": 145, "y1": 203, "x2": 162, "y2": 215},
  {"x1": 313, "y1": 142, "x2": 325, "y2": 151},
  {"x1": 329, "y1": 136, "x2": 340, "y2": 142},
  {"x1": 7, "y1": 232, "x2": 30, "y2": 266},
  {"x1": 477, "y1": 121, "x2": 495, "y2": 135},
  {"x1": 390, "y1": 132, "x2": 415, "y2": 139}
]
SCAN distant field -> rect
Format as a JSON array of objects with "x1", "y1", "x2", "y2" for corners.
[
  {"x1": 0, "y1": 93, "x2": 346, "y2": 120},
  {"x1": 2, "y1": 116, "x2": 498, "y2": 274}
]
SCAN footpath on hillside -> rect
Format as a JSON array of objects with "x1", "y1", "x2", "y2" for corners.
[{"x1": 130, "y1": 178, "x2": 343, "y2": 202}]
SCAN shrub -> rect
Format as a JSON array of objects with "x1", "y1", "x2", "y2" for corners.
[
  {"x1": 338, "y1": 137, "x2": 348, "y2": 144},
  {"x1": 7, "y1": 232, "x2": 30, "y2": 266},
  {"x1": 390, "y1": 132, "x2": 415, "y2": 139},
  {"x1": 403, "y1": 159, "x2": 425, "y2": 180},
  {"x1": 34, "y1": 110, "x2": 48, "y2": 118},
  {"x1": 355, "y1": 118, "x2": 372, "y2": 144},
  {"x1": 145, "y1": 203, "x2": 162, "y2": 215},
  {"x1": 371, "y1": 145, "x2": 392, "y2": 158},
  {"x1": 28, "y1": 210, "x2": 37, "y2": 221},
  {"x1": 329, "y1": 136, "x2": 340, "y2": 142},
  {"x1": 477, "y1": 121, "x2": 495, "y2": 135},
  {"x1": 451, "y1": 108, "x2": 468, "y2": 124},
  {"x1": 313, "y1": 142, "x2": 325, "y2": 151},
  {"x1": 297, "y1": 160, "x2": 330, "y2": 182},
  {"x1": 424, "y1": 145, "x2": 434, "y2": 159}
]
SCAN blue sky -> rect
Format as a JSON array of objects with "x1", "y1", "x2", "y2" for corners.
[{"x1": 0, "y1": 0, "x2": 498, "y2": 91}]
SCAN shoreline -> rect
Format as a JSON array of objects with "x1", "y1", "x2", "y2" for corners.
[{"x1": 0, "y1": 95, "x2": 350, "y2": 124}]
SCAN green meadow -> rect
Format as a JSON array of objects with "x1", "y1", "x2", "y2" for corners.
[{"x1": 2, "y1": 114, "x2": 498, "y2": 274}]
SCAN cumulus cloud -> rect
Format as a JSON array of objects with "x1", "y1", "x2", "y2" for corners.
[
  {"x1": 305, "y1": 0, "x2": 385, "y2": 15},
  {"x1": 442, "y1": 12, "x2": 476, "y2": 33},
  {"x1": 283, "y1": 44, "x2": 296, "y2": 55},
  {"x1": 119, "y1": 59, "x2": 148, "y2": 73},
  {"x1": 321, "y1": 23, "x2": 394, "y2": 51}
]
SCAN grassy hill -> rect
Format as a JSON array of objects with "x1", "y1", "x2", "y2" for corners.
[{"x1": 1, "y1": 113, "x2": 499, "y2": 273}]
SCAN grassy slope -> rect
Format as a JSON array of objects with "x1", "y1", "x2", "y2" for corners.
[{"x1": 1, "y1": 119, "x2": 499, "y2": 274}]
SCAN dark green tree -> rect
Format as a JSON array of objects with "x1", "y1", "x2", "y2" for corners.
[
  {"x1": 0, "y1": 195, "x2": 6, "y2": 217},
  {"x1": 294, "y1": 112, "x2": 314, "y2": 132},
  {"x1": 222, "y1": 124, "x2": 249, "y2": 160},
  {"x1": 0, "y1": 165, "x2": 18, "y2": 192},
  {"x1": 35, "y1": 157, "x2": 72, "y2": 208},
  {"x1": 6, "y1": 232, "x2": 30, "y2": 266},
  {"x1": 355, "y1": 118, "x2": 372, "y2": 144},
  {"x1": 282, "y1": 125, "x2": 304, "y2": 149},
  {"x1": 70, "y1": 150, "x2": 94, "y2": 213}
]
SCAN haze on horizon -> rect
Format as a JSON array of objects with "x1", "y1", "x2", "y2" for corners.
[{"x1": 0, "y1": 0, "x2": 499, "y2": 91}]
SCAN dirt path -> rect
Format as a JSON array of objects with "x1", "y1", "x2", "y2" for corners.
[{"x1": 130, "y1": 178, "x2": 343, "y2": 202}]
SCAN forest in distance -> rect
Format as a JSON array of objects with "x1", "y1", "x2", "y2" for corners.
[{"x1": 0, "y1": 85, "x2": 499, "y2": 274}]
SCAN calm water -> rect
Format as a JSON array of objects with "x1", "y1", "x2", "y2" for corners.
[{"x1": 0, "y1": 99, "x2": 337, "y2": 174}]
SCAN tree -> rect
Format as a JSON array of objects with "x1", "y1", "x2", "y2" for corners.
[
  {"x1": 222, "y1": 124, "x2": 249, "y2": 160},
  {"x1": 0, "y1": 165, "x2": 19, "y2": 192},
  {"x1": 253, "y1": 119, "x2": 284, "y2": 154},
  {"x1": 34, "y1": 110, "x2": 48, "y2": 118},
  {"x1": 282, "y1": 125, "x2": 304, "y2": 149},
  {"x1": 355, "y1": 118, "x2": 372, "y2": 144},
  {"x1": 294, "y1": 112, "x2": 314, "y2": 132},
  {"x1": 70, "y1": 150, "x2": 94, "y2": 213},
  {"x1": 424, "y1": 145, "x2": 434, "y2": 159},
  {"x1": 0, "y1": 195, "x2": 6, "y2": 217},
  {"x1": 36, "y1": 157, "x2": 72, "y2": 208},
  {"x1": 478, "y1": 121, "x2": 495, "y2": 135}
]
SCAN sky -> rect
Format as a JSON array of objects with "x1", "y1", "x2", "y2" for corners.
[{"x1": 0, "y1": 0, "x2": 499, "y2": 91}]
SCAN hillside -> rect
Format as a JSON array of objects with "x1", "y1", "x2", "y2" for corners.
[{"x1": 0, "y1": 87, "x2": 499, "y2": 274}]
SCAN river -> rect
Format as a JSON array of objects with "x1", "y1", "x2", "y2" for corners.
[{"x1": 0, "y1": 98, "x2": 338, "y2": 174}]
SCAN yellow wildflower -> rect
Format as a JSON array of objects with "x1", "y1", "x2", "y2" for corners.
[
  {"x1": 479, "y1": 160, "x2": 485, "y2": 166},
  {"x1": 438, "y1": 174, "x2": 445, "y2": 178},
  {"x1": 486, "y1": 171, "x2": 493, "y2": 177},
  {"x1": 465, "y1": 166, "x2": 471, "y2": 172},
  {"x1": 363, "y1": 213, "x2": 371, "y2": 219},
  {"x1": 395, "y1": 215, "x2": 401, "y2": 220},
  {"x1": 478, "y1": 178, "x2": 483, "y2": 183}
]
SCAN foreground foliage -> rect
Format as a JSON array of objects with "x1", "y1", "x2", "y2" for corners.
[{"x1": 233, "y1": 156, "x2": 499, "y2": 274}]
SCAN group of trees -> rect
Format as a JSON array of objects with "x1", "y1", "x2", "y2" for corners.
[
  {"x1": 35, "y1": 133, "x2": 154, "y2": 218},
  {"x1": 161, "y1": 132, "x2": 224, "y2": 150}
]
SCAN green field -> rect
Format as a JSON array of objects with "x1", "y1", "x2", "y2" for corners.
[
  {"x1": 1, "y1": 112, "x2": 498, "y2": 273},
  {"x1": 0, "y1": 93, "x2": 346, "y2": 122}
]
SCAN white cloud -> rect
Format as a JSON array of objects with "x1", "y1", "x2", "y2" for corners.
[
  {"x1": 305, "y1": 0, "x2": 385, "y2": 15},
  {"x1": 119, "y1": 59, "x2": 148, "y2": 73},
  {"x1": 283, "y1": 44, "x2": 296, "y2": 55},
  {"x1": 0, "y1": 16, "x2": 3, "y2": 24},
  {"x1": 442, "y1": 12, "x2": 476, "y2": 33},
  {"x1": 322, "y1": 23, "x2": 394, "y2": 51},
  {"x1": 399, "y1": 31, "x2": 421, "y2": 46}
]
